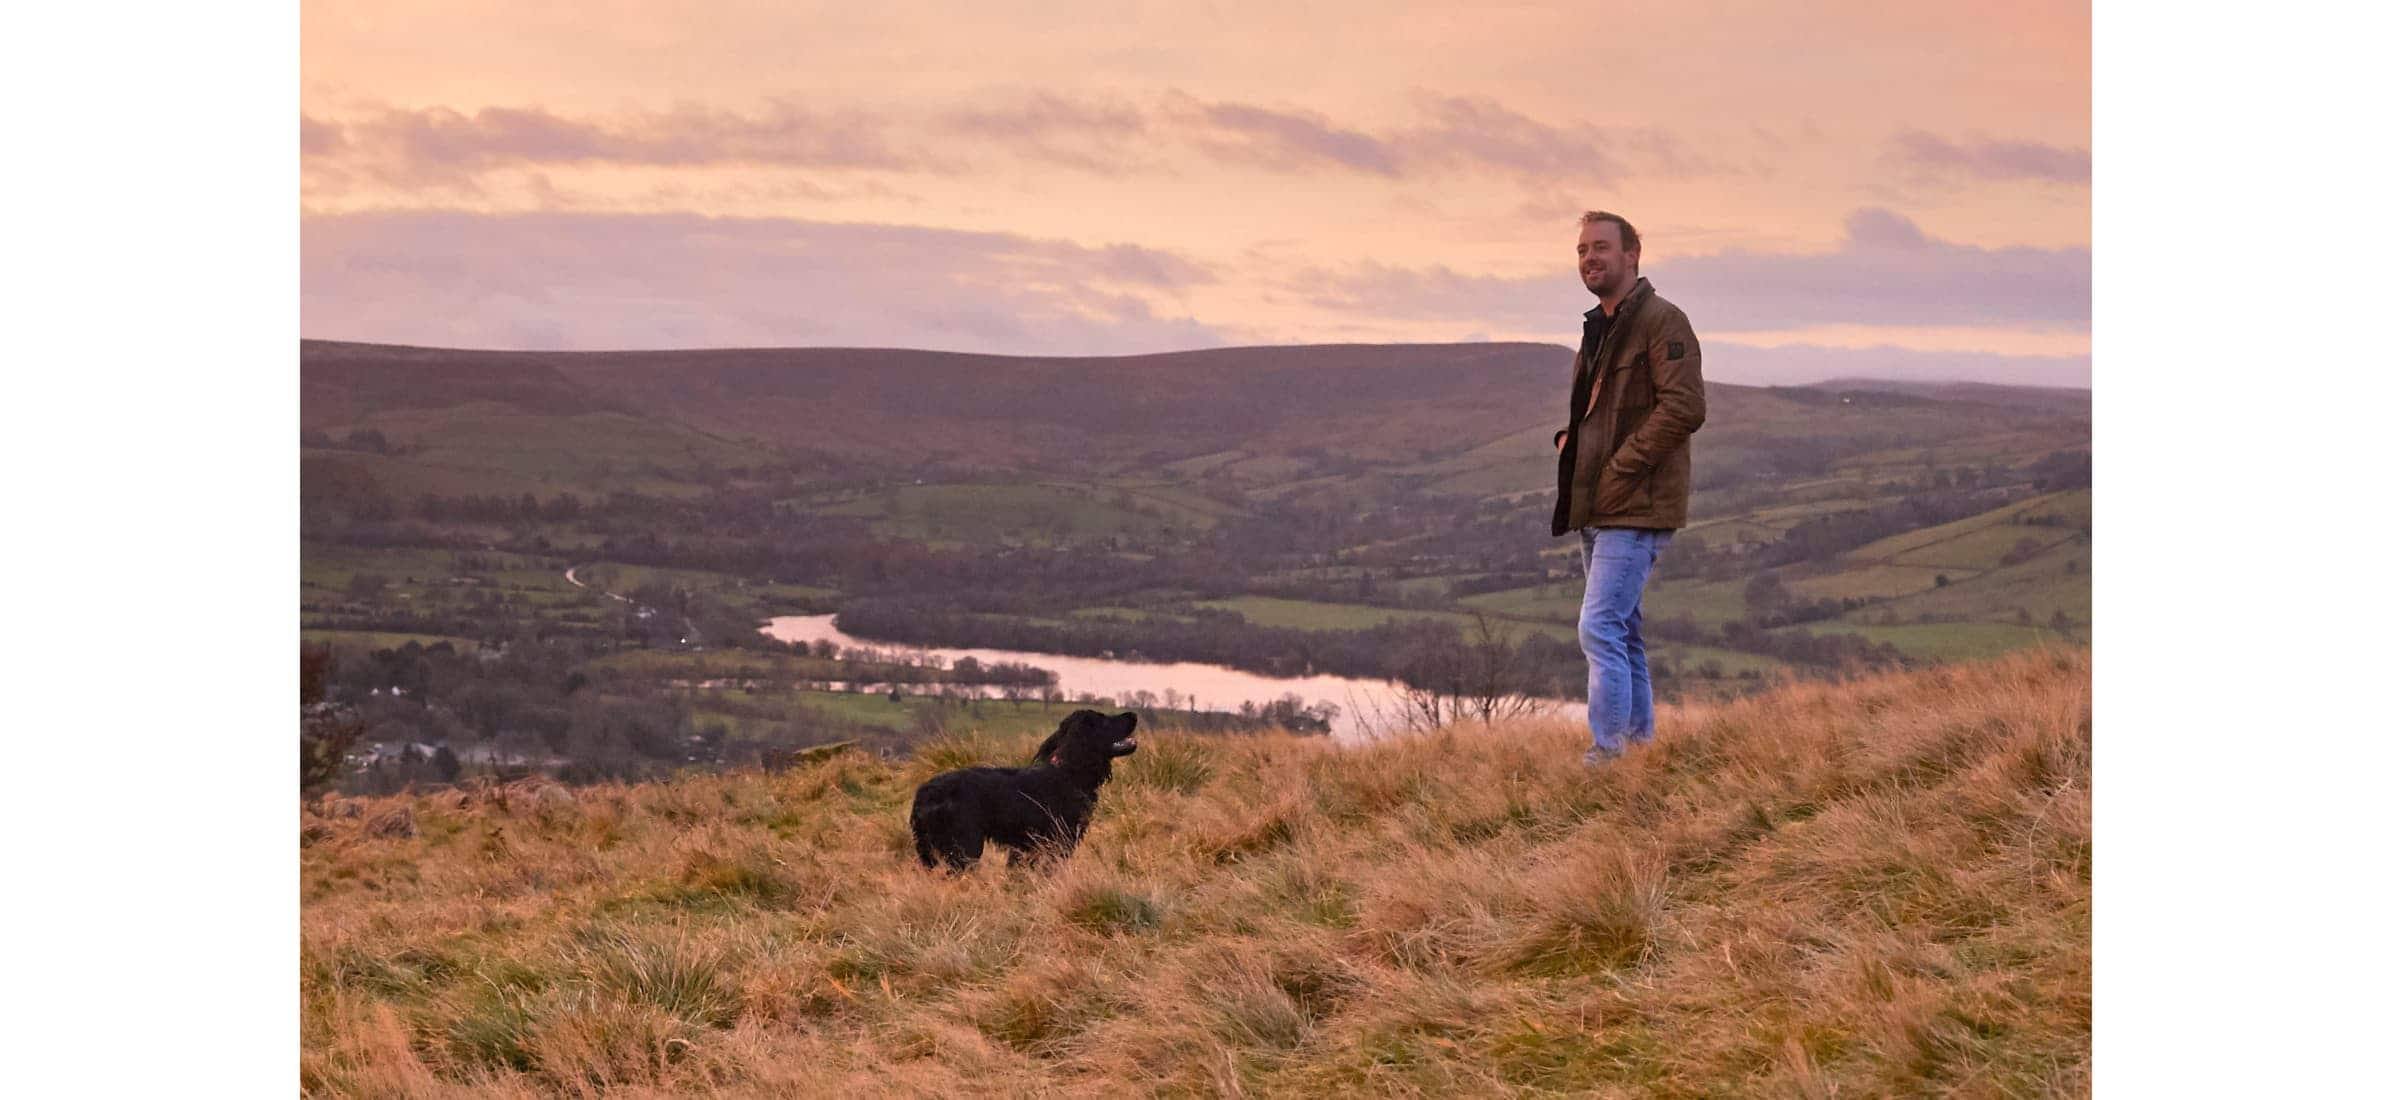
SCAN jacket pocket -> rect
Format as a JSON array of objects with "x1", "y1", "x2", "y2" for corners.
[
  {"x1": 1593, "y1": 459, "x2": 1651, "y2": 515},
  {"x1": 1616, "y1": 353, "x2": 1655, "y2": 417}
]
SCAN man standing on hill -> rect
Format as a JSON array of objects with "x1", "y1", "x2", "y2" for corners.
[{"x1": 1551, "y1": 210, "x2": 1707, "y2": 765}]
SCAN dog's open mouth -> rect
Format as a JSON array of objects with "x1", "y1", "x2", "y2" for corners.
[{"x1": 1111, "y1": 737, "x2": 1139, "y2": 754}]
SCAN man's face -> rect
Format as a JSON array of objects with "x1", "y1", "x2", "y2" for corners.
[{"x1": 1576, "y1": 220, "x2": 1637, "y2": 298}]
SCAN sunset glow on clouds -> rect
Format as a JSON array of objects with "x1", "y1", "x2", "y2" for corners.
[{"x1": 302, "y1": 0, "x2": 2088, "y2": 384}]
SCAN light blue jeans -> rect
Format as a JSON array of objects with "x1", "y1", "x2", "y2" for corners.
[{"x1": 1579, "y1": 526, "x2": 1674, "y2": 759}]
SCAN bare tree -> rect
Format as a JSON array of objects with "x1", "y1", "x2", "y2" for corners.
[{"x1": 1389, "y1": 613, "x2": 1559, "y2": 732}]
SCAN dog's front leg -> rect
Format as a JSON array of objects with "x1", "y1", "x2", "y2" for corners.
[{"x1": 934, "y1": 826, "x2": 986, "y2": 872}]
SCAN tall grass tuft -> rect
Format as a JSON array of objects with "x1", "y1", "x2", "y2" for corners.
[
  {"x1": 1119, "y1": 734, "x2": 1215, "y2": 793},
  {"x1": 1494, "y1": 845, "x2": 1670, "y2": 976},
  {"x1": 572, "y1": 926, "x2": 743, "y2": 1031}
]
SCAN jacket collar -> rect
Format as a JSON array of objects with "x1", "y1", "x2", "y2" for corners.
[{"x1": 1584, "y1": 276, "x2": 1653, "y2": 321}]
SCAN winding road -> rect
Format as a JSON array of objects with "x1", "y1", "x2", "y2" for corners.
[{"x1": 563, "y1": 566, "x2": 632, "y2": 603}]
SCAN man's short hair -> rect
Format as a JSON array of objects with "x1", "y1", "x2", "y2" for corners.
[{"x1": 1578, "y1": 210, "x2": 1642, "y2": 257}]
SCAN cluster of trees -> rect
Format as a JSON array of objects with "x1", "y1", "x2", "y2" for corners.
[
  {"x1": 2025, "y1": 450, "x2": 2091, "y2": 491},
  {"x1": 301, "y1": 427, "x2": 397, "y2": 454},
  {"x1": 1737, "y1": 571, "x2": 1877, "y2": 628}
]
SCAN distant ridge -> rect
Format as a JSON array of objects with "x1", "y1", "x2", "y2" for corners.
[
  {"x1": 302, "y1": 339, "x2": 2089, "y2": 470},
  {"x1": 302, "y1": 339, "x2": 1581, "y2": 466},
  {"x1": 1796, "y1": 376, "x2": 2090, "y2": 415},
  {"x1": 1801, "y1": 376, "x2": 2088, "y2": 396}
]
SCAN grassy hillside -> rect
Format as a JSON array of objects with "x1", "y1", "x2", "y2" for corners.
[{"x1": 302, "y1": 647, "x2": 2090, "y2": 1097}]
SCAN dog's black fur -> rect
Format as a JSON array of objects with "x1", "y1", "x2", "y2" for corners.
[{"x1": 909, "y1": 709, "x2": 1139, "y2": 870}]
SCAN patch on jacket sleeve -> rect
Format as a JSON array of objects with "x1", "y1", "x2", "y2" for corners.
[{"x1": 1667, "y1": 341, "x2": 1686, "y2": 361}]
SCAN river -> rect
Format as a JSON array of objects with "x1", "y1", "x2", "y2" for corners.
[{"x1": 757, "y1": 614, "x2": 1584, "y2": 742}]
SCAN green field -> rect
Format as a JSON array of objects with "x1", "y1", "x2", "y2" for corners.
[
  {"x1": 1681, "y1": 517, "x2": 1784, "y2": 547},
  {"x1": 1882, "y1": 523, "x2": 2075, "y2": 570},
  {"x1": 301, "y1": 543, "x2": 578, "y2": 615},
  {"x1": 1459, "y1": 573, "x2": 1751, "y2": 631},
  {"x1": 587, "y1": 648, "x2": 842, "y2": 681},
  {"x1": 1247, "y1": 473, "x2": 1351, "y2": 501},
  {"x1": 302, "y1": 629, "x2": 482, "y2": 652},
  {"x1": 1651, "y1": 643, "x2": 1787, "y2": 679},
  {"x1": 1430, "y1": 456, "x2": 1550, "y2": 497},
  {"x1": 1782, "y1": 562, "x2": 1953, "y2": 601},
  {"x1": 1775, "y1": 619, "x2": 2068, "y2": 661},
  {"x1": 1222, "y1": 453, "x2": 1311, "y2": 481},
  {"x1": 1093, "y1": 480, "x2": 1249, "y2": 521},
  {"x1": 1847, "y1": 489, "x2": 2089, "y2": 562},
  {"x1": 1857, "y1": 542, "x2": 2091, "y2": 625},
  {"x1": 576, "y1": 562, "x2": 834, "y2": 603},
  {"x1": 1456, "y1": 581, "x2": 1579, "y2": 623},
  {"x1": 1068, "y1": 605, "x2": 1185, "y2": 622},
  {"x1": 1389, "y1": 574, "x2": 1468, "y2": 600},
  {"x1": 1746, "y1": 498, "x2": 1880, "y2": 525},
  {"x1": 819, "y1": 481, "x2": 1228, "y2": 544},
  {"x1": 1160, "y1": 449, "x2": 1244, "y2": 476},
  {"x1": 1199, "y1": 595, "x2": 1571, "y2": 644}
]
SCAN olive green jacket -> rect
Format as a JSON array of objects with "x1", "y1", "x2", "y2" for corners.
[{"x1": 1551, "y1": 277, "x2": 1707, "y2": 535}]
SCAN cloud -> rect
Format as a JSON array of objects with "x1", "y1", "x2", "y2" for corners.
[
  {"x1": 303, "y1": 101, "x2": 936, "y2": 188},
  {"x1": 302, "y1": 211, "x2": 1223, "y2": 354},
  {"x1": 1884, "y1": 129, "x2": 2089, "y2": 186},
  {"x1": 300, "y1": 114, "x2": 344, "y2": 156},
  {"x1": 937, "y1": 92, "x2": 1156, "y2": 174},
  {"x1": 1162, "y1": 93, "x2": 1401, "y2": 175},
  {"x1": 1391, "y1": 93, "x2": 1718, "y2": 183},
  {"x1": 1675, "y1": 208, "x2": 2088, "y2": 329},
  {"x1": 1396, "y1": 93, "x2": 1614, "y2": 179},
  {"x1": 304, "y1": 90, "x2": 1720, "y2": 191},
  {"x1": 1294, "y1": 207, "x2": 2088, "y2": 332}
]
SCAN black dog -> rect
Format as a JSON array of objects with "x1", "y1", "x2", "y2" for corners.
[{"x1": 909, "y1": 710, "x2": 1139, "y2": 870}]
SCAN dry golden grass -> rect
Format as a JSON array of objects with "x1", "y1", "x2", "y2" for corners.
[{"x1": 303, "y1": 647, "x2": 2090, "y2": 1097}]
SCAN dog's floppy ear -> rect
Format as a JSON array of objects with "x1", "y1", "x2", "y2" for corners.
[{"x1": 1031, "y1": 711, "x2": 1088, "y2": 764}]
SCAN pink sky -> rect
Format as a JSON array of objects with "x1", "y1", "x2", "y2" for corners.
[{"x1": 301, "y1": 1, "x2": 2088, "y2": 385}]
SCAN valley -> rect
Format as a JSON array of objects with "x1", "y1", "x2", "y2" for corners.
[{"x1": 300, "y1": 339, "x2": 2089, "y2": 790}]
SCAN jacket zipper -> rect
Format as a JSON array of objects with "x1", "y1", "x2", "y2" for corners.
[
  {"x1": 1582, "y1": 284, "x2": 1644, "y2": 424},
  {"x1": 1583, "y1": 323, "x2": 1616, "y2": 424}
]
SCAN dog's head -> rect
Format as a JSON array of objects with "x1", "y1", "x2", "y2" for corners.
[{"x1": 1032, "y1": 709, "x2": 1139, "y2": 770}]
